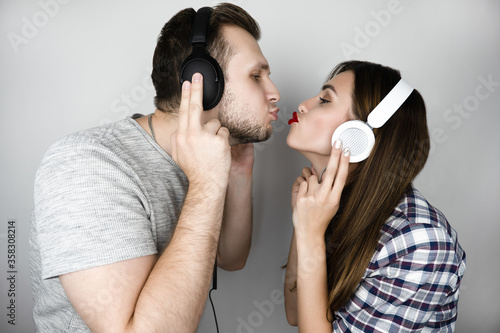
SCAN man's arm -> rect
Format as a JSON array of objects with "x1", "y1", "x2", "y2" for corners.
[
  {"x1": 60, "y1": 73, "x2": 231, "y2": 332},
  {"x1": 284, "y1": 230, "x2": 299, "y2": 326},
  {"x1": 60, "y1": 183, "x2": 227, "y2": 332},
  {"x1": 217, "y1": 143, "x2": 254, "y2": 271}
]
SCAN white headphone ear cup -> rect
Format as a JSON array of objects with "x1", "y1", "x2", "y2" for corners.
[{"x1": 331, "y1": 120, "x2": 375, "y2": 163}]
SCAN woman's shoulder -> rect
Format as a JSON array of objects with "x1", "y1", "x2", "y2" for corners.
[
  {"x1": 369, "y1": 185, "x2": 466, "y2": 272},
  {"x1": 385, "y1": 185, "x2": 449, "y2": 232},
  {"x1": 380, "y1": 185, "x2": 456, "y2": 243}
]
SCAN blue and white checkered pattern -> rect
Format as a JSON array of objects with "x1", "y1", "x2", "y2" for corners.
[{"x1": 333, "y1": 186, "x2": 466, "y2": 332}]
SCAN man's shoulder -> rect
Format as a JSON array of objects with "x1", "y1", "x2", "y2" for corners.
[
  {"x1": 39, "y1": 118, "x2": 145, "y2": 166},
  {"x1": 49, "y1": 118, "x2": 137, "y2": 150}
]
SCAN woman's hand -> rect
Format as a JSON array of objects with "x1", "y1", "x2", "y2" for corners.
[
  {"x1": 291, "y1": 167, "x2": 312, "y2": 212},
  {"x1": 291, "y1": 165, "x2": 323, "y2": 210},
  {"x1": 292, "y1": 140, "x2": 350, "y2": 239}
]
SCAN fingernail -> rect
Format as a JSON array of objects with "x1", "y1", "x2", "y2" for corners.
[
  {"x1": 334, "y1": 139, "x2": 342, "y2": 149},
  {"x1": 182, "y1": 80, "x2": 191, "y2": 90},
  {"x1": 343, "y1": 148, "x2": 350, "y2": 157},
  {"x1": 193, "y1": 73, "x2": 201, "y2": 82}
]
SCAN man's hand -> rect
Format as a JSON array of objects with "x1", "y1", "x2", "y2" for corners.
[{"x1": 171, "y1": 73, "x2": 231, "y2": 189}]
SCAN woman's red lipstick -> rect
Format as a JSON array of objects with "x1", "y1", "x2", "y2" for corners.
[{"x1": 288, "y1": 111, "x2": 299, "y2": 125}]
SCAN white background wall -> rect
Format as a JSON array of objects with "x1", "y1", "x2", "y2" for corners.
[{"x1": 1, "y1": 0, "x2": 499, "y2": 332}]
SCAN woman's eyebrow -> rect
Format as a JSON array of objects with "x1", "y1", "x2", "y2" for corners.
[{"x1": 321, "y1": 84, "x2": 337, "y2": 95}]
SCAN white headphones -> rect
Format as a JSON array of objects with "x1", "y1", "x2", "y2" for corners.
[{"x1": 331, "y1": 78, "x2": 414, "y2": 163}]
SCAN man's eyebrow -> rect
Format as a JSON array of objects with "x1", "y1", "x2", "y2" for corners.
[
  {"x1": 321, "y1": 84, "x2": 337, "y2": 95},
  {"x1": 250, "y1": 62, "x2": 270, "y2": 72}
]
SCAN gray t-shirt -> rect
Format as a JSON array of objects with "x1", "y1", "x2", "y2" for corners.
[{"x1": 29, "y1": 117, "x2": 188, "y2": 332}]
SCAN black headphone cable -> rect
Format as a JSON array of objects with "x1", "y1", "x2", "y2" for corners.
[{"x1": 209, "y1": 259, "x2": 219, "y2": 333}]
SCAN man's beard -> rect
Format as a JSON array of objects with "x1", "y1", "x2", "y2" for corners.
[{"x1": 217, "y1": 88, "x2": 272, "y2": 145}]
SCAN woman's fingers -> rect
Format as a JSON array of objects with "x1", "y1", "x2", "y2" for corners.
[
  {"x1": 331, "y1": 146, "x2": 350, "y2": 200},
  {"x1": 319, "y1": 139, "x2": 343, "y2": 187},
  {"x1": 302, "y1": 167, "x2": 313, "y2": 182},
  {"x1": 321, "y1": 140, "x2": 349, "y2": 190}
]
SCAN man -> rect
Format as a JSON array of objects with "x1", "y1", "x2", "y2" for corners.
[{"x1": 29, "y1": 3, "x2": 280, "y2": 332}]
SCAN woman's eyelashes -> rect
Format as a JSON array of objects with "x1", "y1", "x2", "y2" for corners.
[{"x1": 319, "y1": 96, "x2": 331, "y2": 104}]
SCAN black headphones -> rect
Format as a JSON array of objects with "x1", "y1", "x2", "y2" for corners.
[{"x1": 180, "y1": 7, "x2": 224, "y2": 110}]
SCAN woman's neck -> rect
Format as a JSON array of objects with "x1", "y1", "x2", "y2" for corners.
[
  {"x1": 299, "y1": 150, "x2": 358, "y2": 181},
  {"x1": 298, "y1": 151, "x2": 329, "y2": 179}
]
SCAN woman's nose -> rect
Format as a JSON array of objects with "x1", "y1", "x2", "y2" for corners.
[{"x1": 297, "y1": 98, "x2": 311, "y2": 114}]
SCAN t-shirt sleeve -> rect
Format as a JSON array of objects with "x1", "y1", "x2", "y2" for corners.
[
  {"x1": 333, "y1": 223, "x2": 466, "y2": 332},
  {"x1": 33, "y1": 138, "x2": 158, "y2": 279}
]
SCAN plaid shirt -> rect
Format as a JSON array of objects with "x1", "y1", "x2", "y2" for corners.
[{"x1": 333, "y1": 185, "x2": 466, "y2": 332}]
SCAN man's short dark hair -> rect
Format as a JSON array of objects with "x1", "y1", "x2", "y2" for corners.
[{"x1": 151, "y1": 3, "x2": 261, "y2": 113}]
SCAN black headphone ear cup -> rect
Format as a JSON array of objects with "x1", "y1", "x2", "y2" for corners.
[{"x1": 180, "y1": 49, "x2": 224, "y2": 110}]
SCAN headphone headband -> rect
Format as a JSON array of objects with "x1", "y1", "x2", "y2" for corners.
[
  {"x1": 191, "y1": 7, "x2": 212, "y2": 46},
  {"x1": 179, "y1": 6, "x2": 224, "y2": 110},
  {"x1": 367, "y1": 79, "x2": 414, "y2": 128}
]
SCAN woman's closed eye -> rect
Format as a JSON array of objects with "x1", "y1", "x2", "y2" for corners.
[{"x1": 319, "y1": 97, "x2": 331, "y2": 104}]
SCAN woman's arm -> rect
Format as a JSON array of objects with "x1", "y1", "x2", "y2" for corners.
[
  {"x1": 285, "y1": 166, "x2": 312, "y2": 326},
  {"x1": 285, "y1": 230, "x2": 332, "y2": 331},
  {"x1": 290, "y1": 142, "x2": 350, "y2": 332},
  {"x1": 295, "y1": 232, "x2": 331, "y2": 332}
]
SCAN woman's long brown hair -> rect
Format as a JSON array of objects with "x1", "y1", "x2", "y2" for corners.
[{"x1": 324, "y1": 61, "x2": 430, "y2": 315}]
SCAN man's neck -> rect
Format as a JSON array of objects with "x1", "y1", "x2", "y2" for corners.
[{"x1": 135, "y1": 110, "x2": 179, "y2": 155}]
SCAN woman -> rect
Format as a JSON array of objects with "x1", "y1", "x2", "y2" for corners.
[{"x1": 284, "y1": 60, "x2": 466, "y2": 332}]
